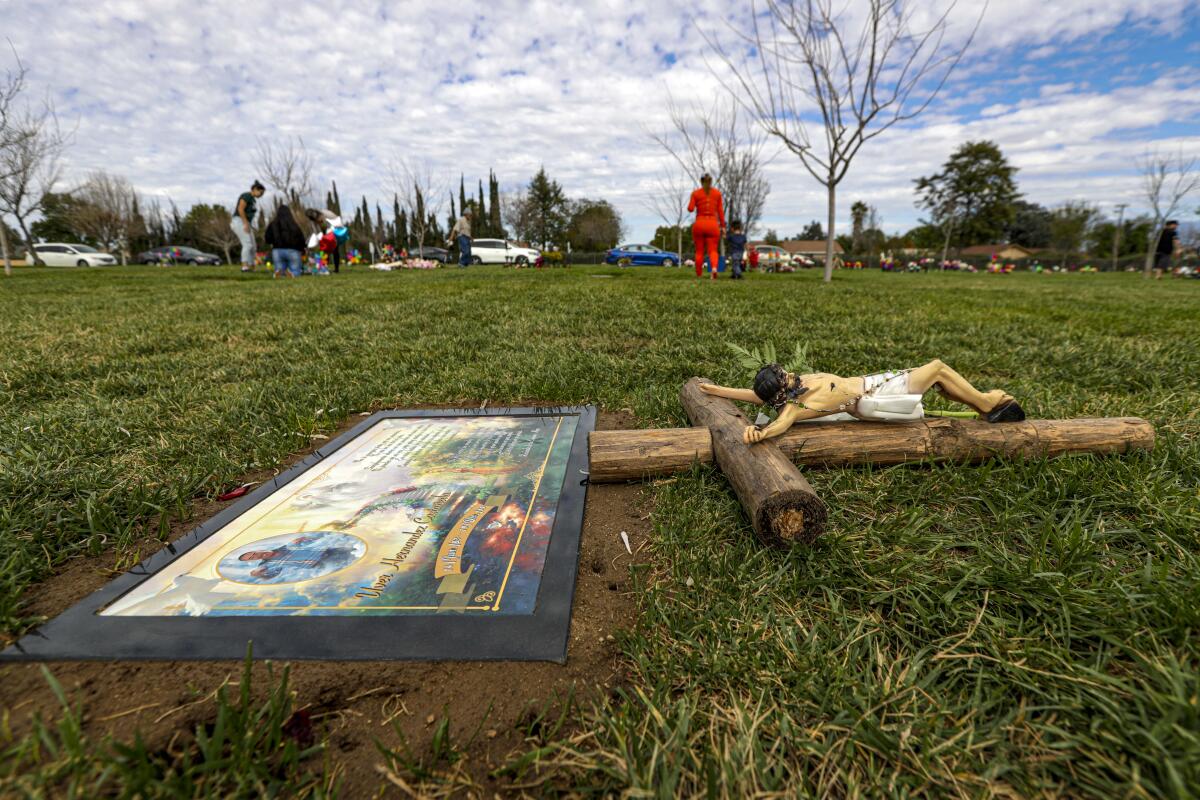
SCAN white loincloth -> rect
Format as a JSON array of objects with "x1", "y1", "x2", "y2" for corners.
[{"x1": 798, "y1": 370, "x2": 924, "y2": 422}]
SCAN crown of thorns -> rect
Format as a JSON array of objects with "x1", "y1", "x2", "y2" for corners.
[{"x1": 756, "y1": 364, "x2": 808, "y2": 410}]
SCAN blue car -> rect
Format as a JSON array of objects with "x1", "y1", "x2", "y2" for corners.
[{"x1": 605, "y1": 243, "x2": 680, "y2": 267}]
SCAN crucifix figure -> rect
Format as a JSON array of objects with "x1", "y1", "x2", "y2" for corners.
[
  {"x1": 699, "y1": 359, "x2": 1025, "y2": 444},
  {"x1": 588, "y1": 363, "x2": 1152, "y2": 549}
]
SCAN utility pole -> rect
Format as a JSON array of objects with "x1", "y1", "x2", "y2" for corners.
[{"x1": 1112, "y1": 203, "x2": 1128, "y2": 273}]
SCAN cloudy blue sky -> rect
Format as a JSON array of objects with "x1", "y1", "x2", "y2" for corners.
[{"x1": 5, "y1": 0, "x2": 1199, "y2": 241}]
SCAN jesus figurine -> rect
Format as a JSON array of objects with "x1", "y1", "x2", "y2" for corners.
[{"x1": 700, "y1": 359, "x2": 1025, "y2": 444}]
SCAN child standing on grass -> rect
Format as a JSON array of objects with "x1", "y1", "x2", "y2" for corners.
[{"x1": 726, "y1": 222, "x2": 747, "y2": 280}]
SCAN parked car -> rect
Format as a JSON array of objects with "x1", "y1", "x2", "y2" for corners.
[
  {"x1": 469, "y1": 238, "x2": 541, "y2": 265},
  {"x1": 28, "y1": 243, "x2": 117, "y2": 267},
  {"x1": 605, "y1": 243, "x2": 680, "y2": 267},
  {"x1": 137, "y1": 246, "x2": 222, "y2": 265},
  {"x1": 407, "y1": 245, "x2": 449, "y2": 263},
  {"x1": 753, "y1": 245, "x2": 793, "y2": 271}
]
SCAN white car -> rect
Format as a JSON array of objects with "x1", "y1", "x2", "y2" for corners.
[
  {"x1": 30, "y1": 243, "x2": 117, "y2": 267},
  {"x1": 470, "y1": 238, "x2": 541, "y2": 265},
  {"x1": 753, "y1": 244, "x2": 793, "y2": 269}
]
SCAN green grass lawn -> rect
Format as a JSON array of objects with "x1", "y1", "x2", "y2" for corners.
[{"x1": 1, "y1": 264, "x2": 1198, "y2": 797}]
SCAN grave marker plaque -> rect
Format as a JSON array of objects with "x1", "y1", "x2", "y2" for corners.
[{"x1": 3, "y1": 407, "x2": 595, "y2": 662}]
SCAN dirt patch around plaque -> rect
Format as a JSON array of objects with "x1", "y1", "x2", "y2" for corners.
[{"x1": 0, "y1": 409, "x2": 650, "y2": 794}]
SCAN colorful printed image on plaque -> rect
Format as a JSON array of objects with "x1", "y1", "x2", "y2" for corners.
[{"x1": 102, "y1": 415, "x2": 579, "y2": 617}]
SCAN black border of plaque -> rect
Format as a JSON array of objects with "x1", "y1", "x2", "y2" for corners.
[{"x1": 1, "y1": 407, "x2": 596, "y2": 663}]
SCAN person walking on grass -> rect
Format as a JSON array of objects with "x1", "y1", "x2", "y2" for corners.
[
  {"x1": 688, "y1": 173, "x2": 725, "y2": 280},
  {"x1": 265, "y1": 205, "x2": 306, "y2": 279},
  {"x1": 449, "y1": 207, "x2": 474, "y2": 268},
  {"x1": 726, "y1": 221, "x2": 747, "y2": 280},
  {"x1": 232, "y1": 181, "x2": 266, "y2": 272},
  {"x1": 1153, "y1": 220, "x2": 1180, "y2": 280}
]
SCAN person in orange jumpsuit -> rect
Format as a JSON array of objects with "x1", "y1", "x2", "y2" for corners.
[{"x1": 688, "y1": 173, "x2": 725, "y2": 279}]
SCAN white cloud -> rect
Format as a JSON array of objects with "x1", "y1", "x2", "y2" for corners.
[{"x1": 2, "y1": 0, "x2": 1198, "y2": 242}]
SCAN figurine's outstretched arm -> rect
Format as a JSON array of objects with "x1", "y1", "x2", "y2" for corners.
[
  {"x1": 744, "y1": 403, "x2": 827, "y2": 443},
  {"x1": 699, "y1": 383, "x2": 762, "y2": 403}
]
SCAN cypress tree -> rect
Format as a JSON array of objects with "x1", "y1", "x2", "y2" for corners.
[
  {"x1": 360, "y1": 196, "x2": 372, "y2": 240},
  {"x1": 477, "y1": 179, "x2": 487, "y2": 236},
  {"x1": 489, "y1": 170, "x2": 502, "y2": 236},
  {"x1": 331, "y1": 181, "x2": 341, "y2": 214},
  {"x1": 459, "y1": 175, "x2": 467, "y2": 218},
  {"x1": 393, "y1": 194, "x2": 407, "y2": 248},
  {"x1": 414, "y1": 187, "x2": 425, "y2": 244}
]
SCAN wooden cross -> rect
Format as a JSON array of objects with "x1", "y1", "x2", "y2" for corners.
[{"x1": 588, "y1": 377, "x2": 1155, "y2": 549}]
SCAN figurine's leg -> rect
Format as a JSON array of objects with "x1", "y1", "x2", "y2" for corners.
[{"x1": 906, "y1": 360, "x2": 1009, "y2": 414}]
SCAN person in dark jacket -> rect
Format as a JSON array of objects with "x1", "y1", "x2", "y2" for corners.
[
  {"x1": 264, "y1": 206, "x2": 307, "y2": 278},
  {"x1": 1153, "y1": 220, "x2": 1180, "y2": 280},
  {"x1": 726, "y1": 221, "x2": 748, "y2": 280}
]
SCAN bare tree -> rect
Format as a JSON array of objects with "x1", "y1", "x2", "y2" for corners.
[
  {"x1": 705, "y1": 0, "x2": 982, "y2": 281},
  {"x1": 501, "y1": 189, "x2": 533, "y2": 244},
  {"x1": 0, "y1": 46, "x2": 27, "y2": 158},
  {"x1": 254, "y1": 135, "x2": 314, "y2": 207},
  {"x1": 649, "y1": 94, "x2": 771, "y2": 241},
  {"x1": 642, "y1": 167, "x2": 691, "y2": 258},
  {"x1": 0, "y1": 44, "x2": 70, "y2": 274},
  {"x1": 388, "y1": 157, "x2": 445, "y2": 250},
  {"x1": 197, "y1": 206, "x2": 239, "y2": 265},
  {"x1": 0, "y1": 45, "x2": 31, "y2": 275},
  {"x1": 1139, "y1": 151, "x2": 1199, "y2": 277},
  {"x1": 138, "y1": 196, "x2": 165, "y2": 248},
  {"x1": 68, "y1": 171, "x2": 143, "y2": 264},
  {"x1": 0, "y1": 85, "x2": 67, "y2": 269}
]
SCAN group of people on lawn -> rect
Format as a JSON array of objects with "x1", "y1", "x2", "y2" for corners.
[
  {"x1": 231, "y1": 182, "x2": 349, "y2": 278},
  {"x1": 231, "y1": 180, "x2": 480, "y2": 276}
]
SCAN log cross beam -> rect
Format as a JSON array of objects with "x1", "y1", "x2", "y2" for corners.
[{"x1": 587, "y1": 376, "x2": 1156, "y2": 549}]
